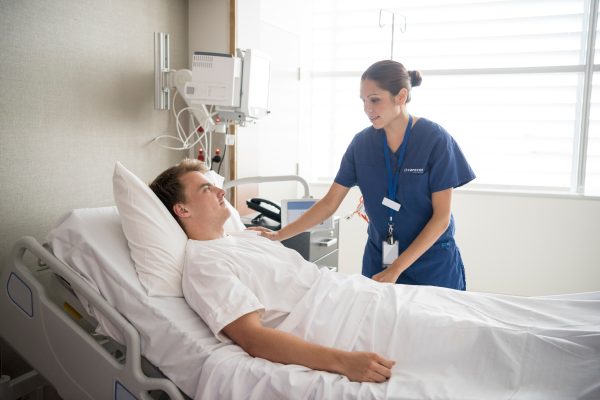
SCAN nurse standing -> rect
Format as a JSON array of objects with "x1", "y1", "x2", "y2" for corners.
[{"x1": 258, "y1": 60, "x2": 475, "y2": 290}]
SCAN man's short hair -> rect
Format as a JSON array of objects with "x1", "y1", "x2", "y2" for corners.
[{"x1": 150, "y1": 159, "x2": 208, "y2": 224}]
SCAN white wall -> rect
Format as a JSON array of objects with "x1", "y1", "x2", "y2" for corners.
[
  {"x1": 310, "y1": 183, "x2": 600, "y2": 296},
  {"x1": 453, "y1": 190, "x2": 600, "y2": 296},
  {"x1": 234, "y1": 0, "x2": 309, "y2": 204}
]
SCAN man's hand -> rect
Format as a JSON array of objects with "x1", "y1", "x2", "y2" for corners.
[
  {"x1": 340, "y1": 351, "x2": 396, "y2": 383},
  {"x1": 247, "y1": 226, "x2": 280, "y2": 241}
]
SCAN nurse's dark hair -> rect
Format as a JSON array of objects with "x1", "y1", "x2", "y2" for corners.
[
  {"x1": 150, "y1": 158, "x2": 208, "y2": 224},
  {"x1": 361, "y1": 60, "x2": 422, "y2": 102}
]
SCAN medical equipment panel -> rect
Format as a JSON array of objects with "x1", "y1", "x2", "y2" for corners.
[
  {"x1": 186, "y1": 52, "x2": 242, "y2": 108},
  {"x1": 281, "y1": 198, "x2": 334, "y2": 231},
  {"x1": 281, "y1": 218, "x2": 339, "y2": 271}
]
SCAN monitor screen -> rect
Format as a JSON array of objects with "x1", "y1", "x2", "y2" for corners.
[
  {"x1": 241, "y1": 49, "x2": 270, "y2": 119},
  {"x1": 281, "y1": 199, "x2": 334, "y2": 231}
]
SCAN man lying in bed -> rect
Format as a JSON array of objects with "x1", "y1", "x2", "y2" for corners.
[
  {"x1": 150, "y1": 159, "x2": 396, "y2": 383},
  {"x1": 150, "y1": 159, "x2": 600, "y2": 396}
]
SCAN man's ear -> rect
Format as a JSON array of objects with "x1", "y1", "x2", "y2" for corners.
[{"x1": 173, "y1": 203, "x2": 189, "y2": 218}]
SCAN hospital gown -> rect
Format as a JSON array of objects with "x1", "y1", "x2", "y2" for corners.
[{"x1": 183, "y1": 231, "x2": 600, "y2": 399}]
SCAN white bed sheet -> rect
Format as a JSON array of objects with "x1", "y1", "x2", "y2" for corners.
[{"x1": 47, "y1": 207, "x2": 600, "y2": 400}]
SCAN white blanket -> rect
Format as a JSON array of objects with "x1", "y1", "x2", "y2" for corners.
[
  {"x1": 48, "y1": 208, "x2": 599, "y2": 399},
  {"x1": 197, "y1": 271, "x2": 600, "y2": 400}
]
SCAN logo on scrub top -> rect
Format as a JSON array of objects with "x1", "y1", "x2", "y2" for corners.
[{"x1": 403, "y1": 168, "x2": 425, "y2": 174}]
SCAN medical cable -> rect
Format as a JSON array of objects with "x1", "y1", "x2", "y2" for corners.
[
  {"x1": 217, "y1": 144, "x2": 227, "y2": 174},
  {"x1": 151, "y1": 89, "x2": 216, "y2": 155},
  {"x1": 152, "y1": 95, "x2": 205, "y2": 149},
  {"x1": 345, "y1": 196, "x2": 369, "y2": 223}
]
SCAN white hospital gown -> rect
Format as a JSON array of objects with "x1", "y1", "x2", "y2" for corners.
[{"x1": 182, "y1": 231, "x2": 320, "y2": 342}]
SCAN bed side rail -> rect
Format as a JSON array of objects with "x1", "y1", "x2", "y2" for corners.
[
  {"x1": 0, "y1": 236, "x2": 185, "y2": 400},
  {"x1": 224, "y1": 175, "x2": 311, "y2": 198}
]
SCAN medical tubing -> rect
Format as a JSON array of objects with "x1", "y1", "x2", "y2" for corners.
[{"x1": 217, "y1": 142, "x2": 227, "y2": 174}]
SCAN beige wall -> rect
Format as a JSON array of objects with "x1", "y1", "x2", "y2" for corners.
[
  {"x1": 0, "y1": 0, "x2": 188, "y2": 383},
  {"x1": 0, "y1": 0, "x2": 188, "y2": 268}
]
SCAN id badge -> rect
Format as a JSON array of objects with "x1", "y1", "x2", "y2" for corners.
[
  {"x1": 382, "y1": 197, "x2": 401, "y2": 212},
  {"x1": 382, "y1": 240, "x2": 399, "y2": 268}
]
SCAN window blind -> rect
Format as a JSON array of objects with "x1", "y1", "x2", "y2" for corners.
[{"x1": 299, "y1": 0, "x2": 599, "y2": 195}]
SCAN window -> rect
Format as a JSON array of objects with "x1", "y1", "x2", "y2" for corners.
[{"x1": 298, "y1": 0, "x2": 599, "y2": 195}]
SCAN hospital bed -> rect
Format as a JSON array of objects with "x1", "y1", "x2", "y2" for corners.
[
  {"x1": 1, "y1": 206, "x2": 350, "y2": 400},
  {"x1": 0, "y1": 165, "x2": 328, "y2": 399},
  {"x1": 2, "y1": 204, "x2": 599, "y2": 398},
  {"x1": 0, "y1": 173, "x2": 363, "y2": 400}
]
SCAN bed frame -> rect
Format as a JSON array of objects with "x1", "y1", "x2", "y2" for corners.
[{"x1": 0, "y1": 236, "x2": 187, "y2": 400}]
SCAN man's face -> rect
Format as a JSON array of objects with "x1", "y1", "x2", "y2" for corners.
[{"x1": 178, "y1": 171, "x2": 230, "y2": 226}]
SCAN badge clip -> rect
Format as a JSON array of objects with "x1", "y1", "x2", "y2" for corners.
[{"x1": 382, "y1": 223, "x2": 398, "y2": 268}]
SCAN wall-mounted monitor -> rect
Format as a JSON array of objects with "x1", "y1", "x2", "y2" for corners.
[{"x1": 239, "y1": 49, "x2": 271, "y2": 120}]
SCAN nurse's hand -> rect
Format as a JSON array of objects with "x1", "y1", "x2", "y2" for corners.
[
  {"x1": 247, "y1": 226, "x2": 280, "y2": 241},
  {"x1": 371, "y1": 266, "x2": 402, "y2": 284}
]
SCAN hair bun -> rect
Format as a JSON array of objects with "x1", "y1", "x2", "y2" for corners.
[{"x1": 408, "y1": 70, "x2": 422, "y2": 87}]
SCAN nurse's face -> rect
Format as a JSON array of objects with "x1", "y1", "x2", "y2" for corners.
[{"x1": 360, "y1": 79, "x2": 405, "y2": 129}]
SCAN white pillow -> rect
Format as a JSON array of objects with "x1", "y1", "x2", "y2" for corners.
[
  {"x1": 113, "y1": 162, "x2": 187, "y2": 297},
  {"x1": 112, "y1": 162, "x2": 245, "y2": 297}
]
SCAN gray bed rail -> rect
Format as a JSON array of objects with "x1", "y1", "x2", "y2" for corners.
[
  {"x1": 0, "y1": 236, "x2": 185, "y2": 400},
  {"x1": 223, "y1": 175, "x2": 311, "y2": 198}
]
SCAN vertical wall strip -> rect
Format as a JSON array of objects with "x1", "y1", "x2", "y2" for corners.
[
  {"x1": 154, "y1": 32, "x2": 170, "y2": 110},
  {"x1": 229, "y1": 0, "x2": 238, "y2": 207},
  {"x1": 575, "y1": 0, "x2": 599, "y2": 193}
]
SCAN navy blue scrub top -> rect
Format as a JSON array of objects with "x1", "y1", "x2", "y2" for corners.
[{"x1": 335, "y1": 118, "x2": 475, "y2": 290}]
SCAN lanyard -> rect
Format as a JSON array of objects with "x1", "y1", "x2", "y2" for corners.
[{"x1": 382, "y1": 115, "x2": 413, "y2": 232}]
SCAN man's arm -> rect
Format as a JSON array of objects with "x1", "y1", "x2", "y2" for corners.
[{"x1": 222, "y1": 311, "x2": 395, "y2": 383}]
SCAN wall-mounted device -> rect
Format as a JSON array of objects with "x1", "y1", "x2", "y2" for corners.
[
  {"x1": 184, "y1": 49, "x2": 271, "y2": 124},
  {"x1": 154, "y1": 32, "x2": 271, "y2": 128},
  {"x1": 185, "y1": 52, "x2": 242, "y2": 108}
]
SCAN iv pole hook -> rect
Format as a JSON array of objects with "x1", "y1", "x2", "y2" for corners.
[
  {"x1": 379, "y1": 9, "x2": 395, "y2": 59},
  {"x1": 379, "y1": 9, "x2": 406, "y2": 60}
]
